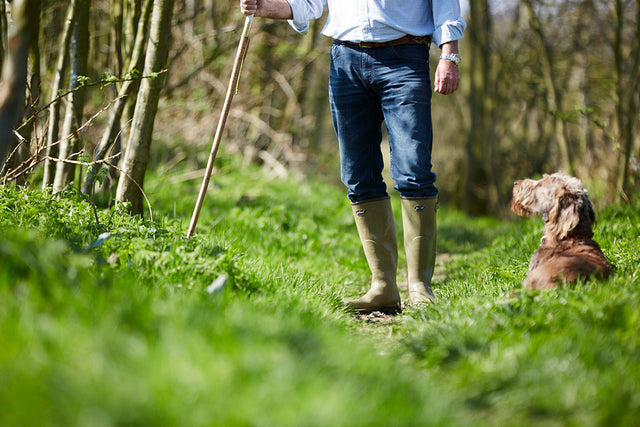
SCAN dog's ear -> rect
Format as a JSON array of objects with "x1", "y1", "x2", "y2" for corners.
[
  {"x1": 545, "y1": 182, "x2": 581, "y2": 241},
  {"x1": 585, "y1": 193, "x2": 596, "y2": 225},
  {"x1": 580, "y1": 192, "x2": 596, "y2": 229},
  {"x1": 555, "y1": 194, "x2": 582, "y2": 240}
]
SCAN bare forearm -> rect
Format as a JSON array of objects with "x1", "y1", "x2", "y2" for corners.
[
  {"x1": 440, "y1": 40, "x2": 459, "y2": 54},
  {"x1": 240, "y1": 0, "x2": 293, "y2": 19}
]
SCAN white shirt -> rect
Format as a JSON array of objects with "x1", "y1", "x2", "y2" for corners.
[{"x1": 287, "y1": 0, "x2": 466, "y2": 47}]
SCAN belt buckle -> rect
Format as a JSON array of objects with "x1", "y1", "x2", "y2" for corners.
[{"x1": 358, "y1": 41, "x2": 373, "y2": 48}]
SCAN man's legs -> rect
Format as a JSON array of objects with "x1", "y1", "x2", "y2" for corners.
[
  {"x1": 375, "y1": 44, "x2": 438, "y2": 304},
  {"x1": 329, "y1": 42, "x2": 438, "y2": 311},
  {"x1": 329, "y1": 42, "x2": 400, "y2": 313}
]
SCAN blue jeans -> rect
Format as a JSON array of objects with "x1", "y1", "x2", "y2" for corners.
[{"x1": 329, "y1": 41, "x2": 436, "y2": 203}]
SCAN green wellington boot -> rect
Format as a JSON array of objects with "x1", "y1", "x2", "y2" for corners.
[
  {"x1": 401, "y1": 197, "x2": 438, "y2": 305},
  {"x1": 344, "y1": 198, "x2": 401, "y2": 314}
]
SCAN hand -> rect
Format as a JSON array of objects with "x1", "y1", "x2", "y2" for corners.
[
  {"x1": 434, "y1": 59, "x2": 460, "y2": 95},
  {"x1": 239, "y1": 0, "x2": 293, "y2": 19},
  {"x1": 240, "y1": 0, "x2": 258, "y2": 16}
]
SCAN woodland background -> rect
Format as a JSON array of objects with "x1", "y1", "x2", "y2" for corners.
[
  {"x1": 0, "y1": 0, "x2": 638, "y2": 215},
  {"x1": 1, "y1": 2, "x2": 639, "y2": 424}
]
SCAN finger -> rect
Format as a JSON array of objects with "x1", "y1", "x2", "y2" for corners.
[
  {"x1": 435, "y1": 84, "x2": 448, "y2": 94},
  {"x1": 449, "y1": 79, "x2": 458, "y2": 94},
  {"x1": 437, "y1": 76, "x2": 459, "y2": 95},
  {"x1": 434, "y1": 78, "x2": 449, "y2": 94},
  {"x1": 240, "y1": 0, "x2": 257, "y2": 14},
  {"x1": 434, "y1": 74, "x2": 445, "y2": 93}
]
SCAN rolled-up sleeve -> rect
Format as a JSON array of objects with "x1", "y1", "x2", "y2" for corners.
[
  {"x1": 432, "y1": 1, "x2": 466, "y2": 47},
  {"x1": 288, "y1": 0, "x2": 327, "y2": 34}
]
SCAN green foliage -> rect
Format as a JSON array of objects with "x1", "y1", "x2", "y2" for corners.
[
  {"x1": 75, "y1": 75, "x2": 92, "y2": 86},
  {"x1": 400, "y1": 202, "x2": 640, "y2": 425},
  {"x1": 1, "y1": 161, "x2": 639, "y2": 426}
]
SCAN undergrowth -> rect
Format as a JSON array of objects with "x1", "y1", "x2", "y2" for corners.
[{"x1": 1, "y1": 157, "x2": 639, "y2": 426}]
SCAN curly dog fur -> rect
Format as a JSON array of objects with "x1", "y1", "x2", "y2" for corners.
[{"x1": 511, "y1": 172, "x2": 612, "y2": 289}]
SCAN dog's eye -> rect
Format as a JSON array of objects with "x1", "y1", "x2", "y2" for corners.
[{"x1": 514, "y1": 180, "x2": 520, "y2": 187}]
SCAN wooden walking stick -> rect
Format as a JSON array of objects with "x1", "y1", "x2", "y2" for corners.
[{"x1": 187, "y1": 15, "x2": 253, "y2": 238}]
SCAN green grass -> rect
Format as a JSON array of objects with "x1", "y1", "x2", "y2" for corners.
[{"x1": 1, "y1": 155, "x2": 639, "y2": 426}]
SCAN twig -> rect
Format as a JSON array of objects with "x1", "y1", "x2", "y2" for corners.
[
  {"x1": 43, "y1": 152, "x2": 121, "y2": 167},
  {"x1": 89, "y1": 196, "x2": 101, "y2": 227},
  {"x1": 2, "y1": 95, "x2": 126, "y2": 182},
  {"x1": 0, "y1": 132, "x2": 29, "y2": 177},
  {"x1": 2, "y1": 150, "x2": 121, "y2": 184},
  {"x1": 16, "y1": 71, "x2": 167, "y2": 133},
  {"x1": 49, "y1": 94, "x2": 127, "y2": 150}
]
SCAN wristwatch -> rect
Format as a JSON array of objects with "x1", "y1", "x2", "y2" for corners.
[{"x1": 439, "y1": 53, "x2": 462, "y2": 66}]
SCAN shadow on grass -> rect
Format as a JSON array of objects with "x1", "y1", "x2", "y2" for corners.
[{"x1": 437, "y1": 218, "x2": 510, "y2": 255}]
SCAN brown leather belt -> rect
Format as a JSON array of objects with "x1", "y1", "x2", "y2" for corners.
[{"x1": 340, "y1": 35, "x2": 432, "y2": 49}]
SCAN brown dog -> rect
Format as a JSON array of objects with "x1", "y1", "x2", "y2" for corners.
[{"x1": 511, "y1": 173, "x2": 612, "y2": 289}]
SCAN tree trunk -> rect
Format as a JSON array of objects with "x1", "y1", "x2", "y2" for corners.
[
  {"x1": 0, "y1": 0, "x2": 7, "y2": 70},
  {"x1": 463, "y1": 0, "x2": 494, "y2": 215},
  {"x1": 42, "y1": 0, "x2": 76, "y2": 189},
  {"x1": 116, "y1": 0, "x2": 174, "y2": 216},
  {"x1": 53, "y1": 0, "x2": 90, "y2": 193},
  {"x1": 0, "y1": 0, "x2": 37, "y2": 165},
  {"x1": 123, "y1": 0, "x2": 143, "y2": 61},
  {"x1": 82, "y1": 0, "x2": 152, "y2": 195},
  {"x1": 6, "y1": 0, "x2": 41, "y2": 185},
  {"x1": 614, "y1": 0, "x2": 640, "y2": 200}
]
